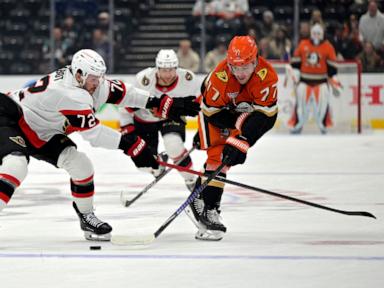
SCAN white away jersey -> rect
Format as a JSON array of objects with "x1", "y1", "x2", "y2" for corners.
[
  {"x1": 9, "y1": 66, "x2": 151, "y2": 149},
  {"x1": 126, "y1": 67, "x2": 200, "y2": 123}
]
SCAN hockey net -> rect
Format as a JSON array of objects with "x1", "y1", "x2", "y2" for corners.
[{"x1": 271, "y1": 60, "x2": 362, "y2": 134}]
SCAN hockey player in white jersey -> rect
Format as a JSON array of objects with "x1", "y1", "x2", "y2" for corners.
[
  {"x1": 0, "y1": 49, "x2": 200, "y2": 241},
  {"x1": 119, "y1": 49, "x2": 201, "y2": 191}
]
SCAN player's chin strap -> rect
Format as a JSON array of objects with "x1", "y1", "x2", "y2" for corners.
[{"x1": 157, "y1": 161, "x2": 376, "y2": 219}]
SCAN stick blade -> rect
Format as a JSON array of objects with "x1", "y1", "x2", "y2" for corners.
[
  {"x1": 120, "y1": 191, "x2": 135, "y2": 207},
  {"x1": 358, "y1": 211, "x2": 376, "y2": 219},
  {"x1": 111, "y1": 234, "x2": 156, "y2": 246}
]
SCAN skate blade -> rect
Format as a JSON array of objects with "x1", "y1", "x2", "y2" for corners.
[
  {"x1": 111, "y1": 234, "x2": 155, "y2": 246},
  {"x1": 195, "y1": 229, "x2": 224, "y2": 241},
  {"x1": 84, "y1": 231, "x2": 111, "y2": 242}
]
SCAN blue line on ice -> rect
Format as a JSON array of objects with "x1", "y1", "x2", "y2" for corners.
[{"x1": 0, "y1": 253, "x2": 383, "y2": 261}]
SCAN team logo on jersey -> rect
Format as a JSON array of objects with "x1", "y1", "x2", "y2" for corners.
[
  {"x1": 62, "y1": 118, "x2": 70, "y2": 133},
  {"x1": 307, "y1": 52, "x2": 320, "y2": 66},
  {"x1": 9, "y1": 136, "x2": 27, "y2": 148},
  {"x1": 256, "y1": 68, "x2": 268, "y2": 81},
  {"x1": 142, "y1": 76, "x2": 150, "y2": 86},
  {"x1": 215, "y1": 71, "x2": 228, "y2": 82},
  {"x1": 185, "y1": 72, "x2": 193, "y2": 81}
]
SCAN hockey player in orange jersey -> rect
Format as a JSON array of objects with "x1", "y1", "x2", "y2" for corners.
[
  {"x1": 289, "y1": 24, "x2": 342, "y2": 134},
  {"x1": 188, "y1": 36, "x2": 278, "y2": 241}
]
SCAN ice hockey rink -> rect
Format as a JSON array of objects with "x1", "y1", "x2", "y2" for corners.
[{"x1": 0, "y1": 131, "x2": 383, "y2": 288}]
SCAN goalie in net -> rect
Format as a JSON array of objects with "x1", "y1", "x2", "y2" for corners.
[{"x1": 288, "y1": 24, "x2": 343, "y2": 134}]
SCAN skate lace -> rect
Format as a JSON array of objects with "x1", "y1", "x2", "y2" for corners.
[
  {"x1": 84, "y1": 213, "x2": 103, "y2": 227},
  {"x1": 206, "y1": 209, "x2": 222, "y2": 224}
]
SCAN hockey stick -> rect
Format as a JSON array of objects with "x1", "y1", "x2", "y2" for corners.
[
  {"x1": 120, "y1": 147, "x2": 195, "y2": 207},
  {"x1": 157, "y1": 161, "x2": 377, "y2": 219},
  {"x1": 111, "y1": 162, "x2": 226, "y2": 245}
]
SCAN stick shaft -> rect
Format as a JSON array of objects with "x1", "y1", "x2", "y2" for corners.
[
  {"x1": 158, "y1": 161, "x2": 376, "y2": 219},
  {"x1": 122, "y1": 147, "x2": 195, "y2": 207}
]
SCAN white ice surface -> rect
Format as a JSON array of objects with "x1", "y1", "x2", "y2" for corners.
[{"x1": 1, "y1": 132, "x2": 383, "y2": 288}]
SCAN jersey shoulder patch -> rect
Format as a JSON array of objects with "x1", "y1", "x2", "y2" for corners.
[
  {"x1": 141, "y1": 75, "x2": 150, "y2": 86},
  {"x1": 256, "y1": 68, "x2": 268, "y2": 81},
  {"x1": 215, "y1": 70, "x2": 228, "y2": 83},
  {"x1": 185, "y1": 71, "x2": 193, "y2": 81}
]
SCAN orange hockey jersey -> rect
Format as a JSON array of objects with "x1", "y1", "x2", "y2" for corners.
[
  {"x1": 202, "y1": 57, "x2": 278, "y2": 119},
  {"x1": 291, "y1": 39, "x2": 337, "y2": 84}
]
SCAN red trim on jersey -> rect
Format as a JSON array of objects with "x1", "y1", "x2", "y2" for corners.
[
  {"x1": 18, "y1": 116, "x2": 46, "y2": 148},
  {"x1": 133, "y1": 115, "x2": 159, "y2": 124},
  {"x1": 71, "y1": 191, "x2": 95, "y2": 198},
  {"x1": 155, "y1": 76, "x2": 179, "y2": 93},
  {"x1": 125, "y1": 107, "x2": 135, "y2": 113},
  {"x1": 0, "y1": 173, "x2": 21, "y2": 187},
  {"x1": 59, "y1": 109, "x2": 93, "y2": 116},
  {"x1": 72, "y1": 175, "x2": 94, "y2": 185},
  {"x1": 0, "y1": 192, "x2": 10, "y2": 203}
]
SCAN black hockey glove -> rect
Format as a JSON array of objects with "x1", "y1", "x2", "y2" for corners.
[
  {"x1": 119, "y1": 133, "x2": 159, "y2": 170},
  {"x1": 222, "y1": 135, "x2": 250, "y2": 166},
  {"x1": 147, "y1": 94, "x2": 200, "y2": 120}
]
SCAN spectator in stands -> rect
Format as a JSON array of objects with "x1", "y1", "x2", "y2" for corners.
[
  {"x1": 269, "y1": 26, "x2": 292, "y2": 60},
  {"x1": 257, "y1": 10, "x2": 279, "y2": 40},
  {"x1": 177, "y1": 39, "x2": 200, "y2": 73},
  {"x1": 356, "y1": 41, "x2": 383, "y2": 72},
  {"x1": 358, "y1": 0, "x2": 384, "y2": 51},
  {"x1": 242, "y1": 11, "x2": 257, "y2": 34},
  {"x1": 331, "y1": 23, "x2": 361, "y2": 60},
  {"x1": 214, "y1": 0, "x2": 249, "y2": 35},
  {"x1": 97, "y1": 11, "x2": 110, "y2": 35},
  {"x1": 309, "y1": 9, "x2": 325, "y2": 29},
  {"x1": 90, "y1": 28, "x2": 110, "y2": 61},
  {"x1": 214, "y1": 0, "x2": 249, "y2": 19},
  {"x1": 247, "y1": 27, "x2": 258, "y2": 43},
  {"x1": 299, "y1": 22, "x2": 311, "y2": 40},
  {"x1": 204, "y1": 38, "x2": 227, "y2": 72},
  {"x1": 61, "y1": 16, "x2": 78, "y2": 49},
  {"x1": 43, "y1": 27, "x2": 72, "y2": 69},
  {"x1": 192, "y1": 0, "x2": 217, "y2": 16},
  {"x1": 190, "y1": 0, "x2": 217, "y2": 35},
  {"x1": 258, "y1": 38, "x2": 274, "y2": 59}
]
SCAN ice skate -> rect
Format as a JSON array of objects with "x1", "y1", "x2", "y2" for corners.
[
  {"x1": 73, "y1": 202, "x2": 112, "y2": 241},
  {"x1": 195, "y1": 207, "x2": 226, "y2": 241},
  {"x1": 184, "y1": 194, "x2": 206, "y2": 230}
]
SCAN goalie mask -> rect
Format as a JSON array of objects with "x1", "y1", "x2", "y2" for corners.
[
  {"x1": 310, "y1": 24, "x2": 324, "y2": 46},
  {"x1": 156, "y1": 49, "x2": 179, "y2": 69},
  {"x1": 71, "y1": 49, "x2": 106, "y2": 86}
]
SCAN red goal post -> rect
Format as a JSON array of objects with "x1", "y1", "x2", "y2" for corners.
[{"x1": 270, "y1": 60, "x2": 362, "y2": 134}]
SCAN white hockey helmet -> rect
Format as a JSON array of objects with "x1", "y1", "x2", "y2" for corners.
[
  {"x1": 156, "y1": 49, "x2": 178, "y2": 69},
  {"x1": 310, "y1": 24, "x2": 324, "y2": 46},
  {"x1": 71, "y1": 49, "x2": 107, "y2": 83}
]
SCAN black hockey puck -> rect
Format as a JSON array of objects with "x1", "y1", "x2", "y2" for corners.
[{"x1": 90, "y1": 246, "x2": 101, "y2": 250}]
